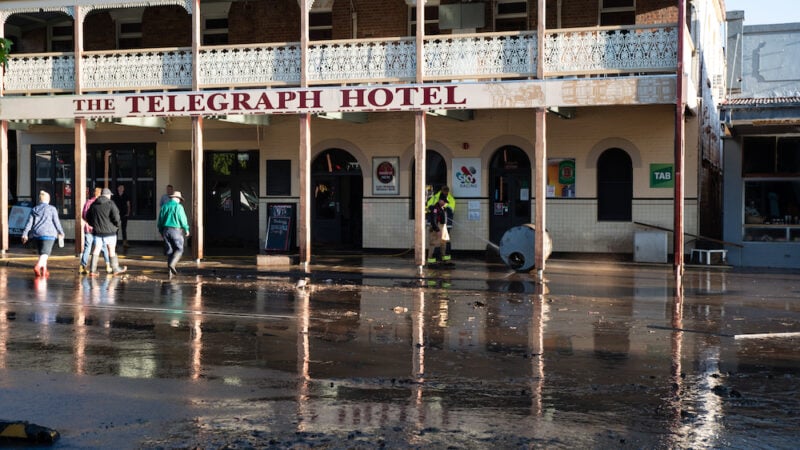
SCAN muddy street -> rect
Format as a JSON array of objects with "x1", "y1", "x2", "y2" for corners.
[{"x1": 1, "y1": 260, "x2": 799, "y2": 449}]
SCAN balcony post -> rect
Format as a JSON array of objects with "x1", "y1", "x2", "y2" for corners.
[
  {"x1": 299, "y1": 0, "x2": 312, "y2": 269},
  {"x1": 534, "y1": 0, "x2": 547, "y2": 280},
  {"x1": 414, "y1": 0, "x2": 427, "y2": 272},
  {"x1": 0, "y1": 14, "x2": 8, "y2": 254},
  {"x1": 673, "y1": 0, "x2": 687, "y2": 284},
  {"x1": 191, "y1": 0, "x2": 205, "y2": 262},
  {"x1": 74, "y1": 6, "x2": 87, "y2": 258}
]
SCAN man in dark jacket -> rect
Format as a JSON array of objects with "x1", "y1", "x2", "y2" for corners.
[{"x1": 86, "y1": 188, "x2": 127, "y2": 276}]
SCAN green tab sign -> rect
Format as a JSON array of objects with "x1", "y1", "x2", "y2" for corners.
[{"x1": 650, "y1": 164, "x2": 673, "y2": 188}]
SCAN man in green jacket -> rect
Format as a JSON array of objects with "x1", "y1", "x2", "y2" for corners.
[
  {"x1": 157, "y1": 190, "x2": 190, "y2": 278},
  {"x1": 425, "y1": 186, "x2": 456, "y2": 265}
]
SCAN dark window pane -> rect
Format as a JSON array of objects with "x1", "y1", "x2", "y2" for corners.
[
  {"x1": 51, "y1": 40, "x2": 73, "y2": 52},
  {"x1": 267, "y1": 160, "x2": 292, "y2": 196},
  {"x1": 743, "y1": 136, "x2": 776, "y2": 174},
  {"x1": 600, "y1": 11, "x2": 636, "y2": 26},
  {"x1": 777, "y1": 137, "x2": 800, "y2": 174},
  {"x1": 52, "y1": 25, "x2": 73, "y2": 37},
  {"x1": 120, "y1": 22, "x2": 142, "y2": 34},
  {"x1": 498, "y1": 2, "x2": 527, "y2": 16},
  {"x1": 309, "y1": 12, "x2": 332, "y2": 27},
  {"x1": 597, "y1": 148, "x2": 632, "y2": 221},
  {"x1": 603, "y1": 0, "x2": 635, "y2": 8},
  {"x1": 203, "y1": 33, "x2": 228, "y2": 45},
  {"x1": 496, "y1": 18, "x2": 527, "y2": 32},
  {"x1": 309, "y1": 29, "x2": 332, "y2": 41},
  {"x1": 31, "y1": 145, "x2": 75, "y2": 219},
  {"x1": 206, "y1": 18, "x2": 228, "y2": 30},
  {"x1": 118, "y1": 37, "x2": 142, "y2": 49}
]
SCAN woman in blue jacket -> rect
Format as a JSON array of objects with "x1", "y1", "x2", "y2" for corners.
[{"x1": 21, "y1": 190, "x2": 65, "y2": 277}]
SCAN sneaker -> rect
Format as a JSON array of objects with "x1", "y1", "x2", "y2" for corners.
[{"x1": 33, "y1": 266, "x2": 41, "y2": 277}]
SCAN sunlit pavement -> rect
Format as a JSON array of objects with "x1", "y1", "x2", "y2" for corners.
[{"x1": 1, "y1": 244, "x2": 798, "y2": 448}]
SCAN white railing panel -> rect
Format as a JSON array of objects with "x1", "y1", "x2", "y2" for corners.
[
  {"x1": 5, "y1": 53, "x2": 75, "y2": 93},
  {"x1": 424, "y1": 32, "x2": 537, "y2": 80},
  {"x1": 545, "y1": 25, "x2": 677, "y2": 75},
  {"x1": 200, "y1": 44, "x2": 301, "y2": 87},
  {"x1": 307, "y1": 38, "x2": 416, "y2": 84},
  {"x1": 82, "y1": 48, "x2": 193, "y2": 92}
]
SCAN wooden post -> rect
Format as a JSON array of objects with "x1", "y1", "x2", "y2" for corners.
[
  {"x1": 414, "y1": 0, "x2": 427, "y2": 271},
  {"x1": 534, "y1": 0, "x2": 547, "y2": 280},
  {"x1": 298, "y1": 0, "x2": 312, "y2": 268},
  {"x1": 73, "y1": 6, "x2": 87, "y2": 256},
  {"x1": 674, "y1": 0, "x2": 686, "y2": 284},
  {"x1": 191, "y1": 0, "x2": 204, "y2": 261}
]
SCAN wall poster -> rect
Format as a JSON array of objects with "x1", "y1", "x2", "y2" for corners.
[
  {"x1": 452, "y1": 158, "x2": 481, "y2": 198},
  {"x1": 547, "y1": 158, "x2": 576, "y2": 198},
  {"x1": 373, "y1": 157, "x2": 399, "y2": 195}
]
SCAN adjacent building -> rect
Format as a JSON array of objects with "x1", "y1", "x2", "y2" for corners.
[
  {"x1": 0, "y1": 0, "x2": 727, "y2": 271},
  {"x1": 722, "y1": 11, "x2": 800, "y2": 268}
]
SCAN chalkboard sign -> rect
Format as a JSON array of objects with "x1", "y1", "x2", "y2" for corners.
[{"x1": 265, "y1": 216, "x2": 292, "y2": 251}]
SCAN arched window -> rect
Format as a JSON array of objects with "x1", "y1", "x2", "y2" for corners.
[{"x1": 597, "y1": 148, "x2": 632, "y2": 221}]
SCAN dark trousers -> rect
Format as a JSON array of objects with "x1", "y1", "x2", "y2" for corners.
[
  {"x1": 119, "y1": 217, "x2": 128, "y2": 241},
  {"x1": 163, "y1": 227, "x2": 185, "y2": 269}
]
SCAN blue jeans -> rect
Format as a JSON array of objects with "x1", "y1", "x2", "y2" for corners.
[
  {"x1": 163, "y1": 228, "x2": 185, "y2": 268},
  {"x1": 80, "y1": 232, "x2": 108, "y2": 266}
]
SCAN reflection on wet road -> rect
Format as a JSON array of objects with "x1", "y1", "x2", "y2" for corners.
[{"x1": 0, "y1": 264, "x2": 799, "y2": 448}]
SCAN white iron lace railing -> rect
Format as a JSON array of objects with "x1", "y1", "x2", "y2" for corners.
[
  {"x1": 307, "y1": 37, "x2": 416, "y2": 84},
  {"x1": 2, "y1": 24, "x2": 678, "y2": 94},
  {"x1": 82, "y1": 48, "x2": 193, "y2": 92},
  {"x1": 199, "y1": 43, "x2": 301, "y2": 87},
  {"x1": 5, "y1": 52, "x2": 75, "y2": 93},
  {"x1": 544, "y1": 24, "x2": 678, "y2": 75},
  {"x1": 424, "y1": 31, "x2": 537, "y2": 80}
]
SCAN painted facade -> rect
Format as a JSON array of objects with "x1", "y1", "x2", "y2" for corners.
[{"x1": 0, "y1": 0, "x2": 726, "y2": 266}]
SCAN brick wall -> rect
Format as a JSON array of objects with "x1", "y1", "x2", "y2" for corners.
[
  {"x1": 84, "y1": 12, "x2": 115, "y2": 51},
  {"x1": 229, "y1": 0, "x2": 300, "y2": 44},
  {"x1": 637, "y1": 0, "x2": 679, "y2": 24},
  {"x1": 142, "y1": 6, "x2": 191, "y2": 48}
]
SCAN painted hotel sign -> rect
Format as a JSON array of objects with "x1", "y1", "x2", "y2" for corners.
[{"x1": 0, "y1": 77, "x2": 677, "y2": 120}]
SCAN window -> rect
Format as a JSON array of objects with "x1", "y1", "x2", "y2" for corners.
[
  {"x1": 742, "y1": 136, "x2": 800, "y2": 241},
  {"x1": 32, "y1": 145, "x2": 75, "y2": 218},
  {"x1": 203, "y1": 17, "x2": 229, "y2": 45},
  {"x1": 597, "y1": 148, "x2": 632, "y2": 221},
  {"x1": 409, "y1": 1, "x2": 441, "y2": 36},
  {"x1": 309, "y1": 9, "x2": 333, "y2": 41},
  {"x1": 495, "y1": 0, "x2": 527, "y2": 32},
  {"x1": 600, "y1": 0, "x2": 635, "y2": 26},
  {"x1": 87, "y1": 143, "x2": 157, "y2": 219},
  {"x1": 50, "y1": 20, "x2": 73, "y2": 52},
  {"x1": 118, "y1": 20, "x2": 143, "y2": 49}
]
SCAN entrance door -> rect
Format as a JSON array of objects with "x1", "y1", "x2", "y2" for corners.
[
  {"x1": 489, "y1": 146, "x2": 532, "y2": 245},
  {"x1": 205, "y1": 151, "x2": 259, "y2": 249},
  {"x1": 312, "y1": 149, "x2": 363, "y2": 249}
]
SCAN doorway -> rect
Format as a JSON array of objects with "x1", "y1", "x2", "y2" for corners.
[
  {"x1": 489, "y1": 146, "x2": 532, "y2": 245},
  {"x1": 312, "y1": 149, "x2": 363, "y2": 249},
  {"x1": 205, "y1": 150, "x2": 260, "y2": 249}
]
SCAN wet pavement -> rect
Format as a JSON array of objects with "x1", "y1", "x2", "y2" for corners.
[{"x1": 0, "y1": 245, "x2": 799, "y2": 449}]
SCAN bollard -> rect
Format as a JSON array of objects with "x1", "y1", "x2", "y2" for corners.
[{"x1": 498, "y1": 224, "x2": 552, "y2": 272}]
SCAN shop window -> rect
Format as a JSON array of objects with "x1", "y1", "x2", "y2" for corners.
[
  {"x1": 495, "y1": 0, "x2": 527, "y2": 32},
  {"x1": 742, "y1": 136, "x2": 800, "y2": 242},
  {"x1": 597, "y1": 148, "x2": 632, "y2": 221},
  {"x1": 87, "y1": 143, "x2": 157, "y2": 219},
  {"x1": 32, "y1": 145, "x2": 75, "y2": 218},
  {"x1": 409, "y1": 1, "x2": 441, "y2": 36},
  {"x1": 600, "y1": 0, "x2": 635, "y2": 26},
  {"x1": 547, "y1": 158, "x2": 576, "y2": 198}
]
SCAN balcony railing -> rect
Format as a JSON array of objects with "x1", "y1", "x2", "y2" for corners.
[{"x1": 3, "y1": 24, "x2": 679, "y2": 95}]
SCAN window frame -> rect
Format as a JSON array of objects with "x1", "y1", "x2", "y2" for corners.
[
  {"x1": 49, "y1": 20, "x2": 74, "y2": 52},
  {"x1": 409, "y1": 0, "x2": 441, "y2": 36},
  {"x1": 31, "y1": 144, "x2": 76, "y2": 219},
  {"x1": 495, "y1": 0, "x2": 528, "y2": 32},
  {"x1": 86, "y1": 143, "x2": 158, "y2": 220},
  {"x1": 599, "y1": 0, "x2": 636, "y2": 26}
]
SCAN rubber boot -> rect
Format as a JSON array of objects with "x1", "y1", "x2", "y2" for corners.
[
  {"x1": 111, "y1": 255, "x2": 127, "y2": 275},
  {"x1": 81, "y1": 254, "x2": 92, "y2": 275},
  {"x1": 168, "y1": 251, "x2": 182, "y2": 277},
  {"x1": 88, "y1": 254, "x2": 99, "y2": 277}
]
